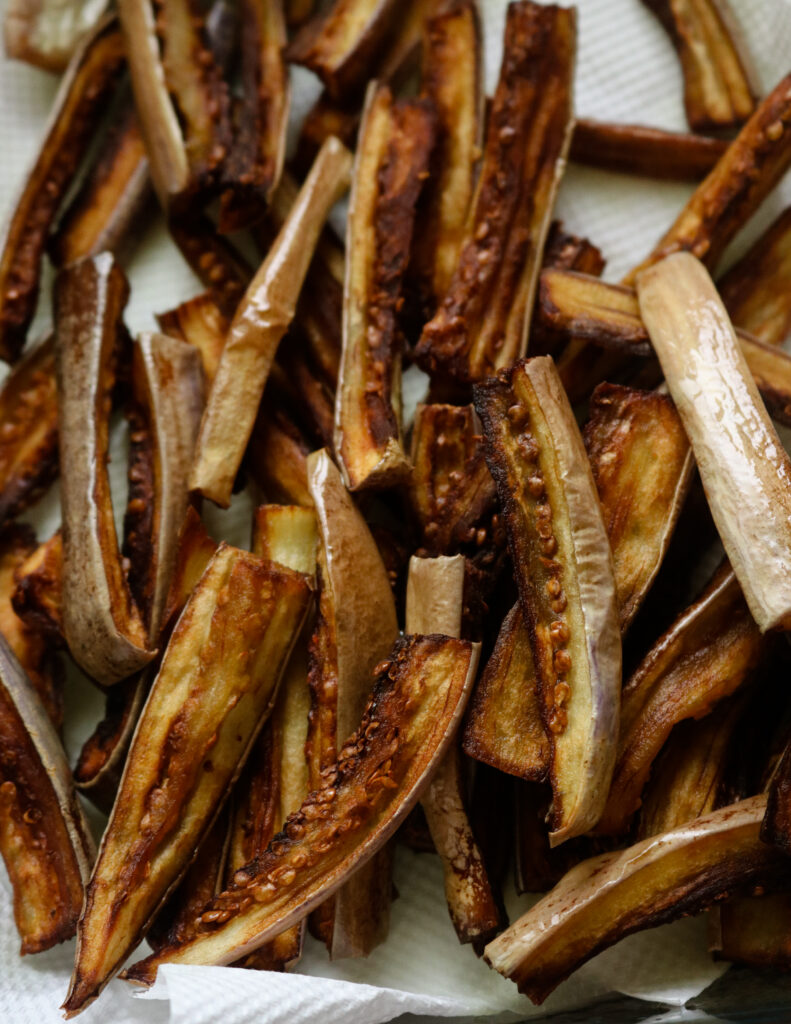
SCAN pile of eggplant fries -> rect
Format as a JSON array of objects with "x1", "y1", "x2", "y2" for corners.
[{"x1": 2, "y1": 0, "x2": 791, "y2": 1015}]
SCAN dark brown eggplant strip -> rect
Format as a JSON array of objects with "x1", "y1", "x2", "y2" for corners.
[
  {"x1": 0, "y1": 15, "x2": 126, "y2": 363},
  {"x1": 762, "y1": 736, "x2": 791, "y2": 855},
  {"x1": 712, "y1": 891, "x2": 791, "y2": 970},
  {"x1": 170, "y1": 214, "x2": 253, "y2": 318},
  {"x1": 3, "y1": 0, "x2": 110, "y2": 71},
  {"x1": 0, "y1": 631, "x2": 94, "y2": 955},
  {"x1": 11, "y1": 529, "x2": 63, "y2": 644}
]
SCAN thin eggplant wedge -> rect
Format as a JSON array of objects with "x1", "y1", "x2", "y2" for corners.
[
  {"x1": 248, "y1": 403, "x2": 313, "y2": 508},
  {"x1": 63, "y1": 544, "x2": 313, "y2": 1015},
  {"x1": 190, "y1": 136, "x2": 352, "y2": 508},
  {"x1": 335, "y1": 85, "x2": 435, "y2": 491},
  {"x1": 124, "y1": 633, "x2": 480, "y2": 983},
  {"x1": 415, "y1": 2, "x2": 575, "y2": 383},
  {"x1": 712, "y1": 891, "x2": 791, "y2": 969},
  {"x1": 55, "y1": 253, "x2": 154, "y2": 685},
  {"x1": 12, "y1": 528, "x2": 63, "y2": 643},
  {"x1": 583, "y1": 383, "x2": 692, "y2": 632},
  {"x1": 157, "y1": 291, "x2": 227, "y2": 388},
  {"x1": 218, "y1": 0, "x2": 290, "y2": 232},
  {"x1": 640, "y1": 0, "x2": 756, "y2": 132},
  {"x1": 569, "y1": 119, "x2": 727, "y2": 181},
  {"x1": 597, "y1": 567, "x2": 763, "y2": 836},
  {"x1": 0, "y1": 632, "x2": 95, "y2": 955},
  {"x1": 484, "y1": 797, "x2": 782, "y2": 1005},
  {"x1": 3, "y1": 0, "x2": 109, "y2": 71},
  {"x1": 542, "y1": 220, "x2": 606, "y2": 277},
  {"x1": 0, "y1": 15, "x2": 125, "y2": 362},
  {"x1": 638, "y1": 253, "x2": 791, "y2": 632},
  {"x1": 475, "y1": 356, "x2": 621, "y2": 845},
  {"x1": 169, "y1": 215, "x2": 253, "y2": 318}
]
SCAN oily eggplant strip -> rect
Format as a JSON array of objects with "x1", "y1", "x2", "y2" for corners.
[
  {"x1": 218, "y1": 0, "x2": 290, "y2": 233},
  {"x1": 12, "y1": 529, "x2": 63, "y2": 643},
  {"x1": 569, "y1": 119, "x2": 727, "y2": 180},
  {"x1": 190, "y1": 137, "x2": 352, "y2": 508},
  {"x1": 484, "y1": 797, "x2": 782, "y2": 1005},
  {"x1": 415, "y1": 1, "x2": 575, "y2": 383},
  {"x1": 156, "y1": 291, "x2": 227, "y2": 388},
  {"x1": 475, "y1": 357, "x2": 621, "y2": 845},
  {"x1": 335, "y1": 85, "x2": 435, "y2": 491},
  {"x1": 0, "y1": 632, "x2": 94, "y2": 955},
  {"x1": 597, "y1": 567, "x2": 763, "y2": 836},
  {"x1": 3, "y1": 0, "x2": 109, "y2": 71},
  {"x1": 638, "y1": 253, "x2": 791, "y2": 632},
  {"x1": 640, "y1": 0, "x2": 756, "y2": 132},
  {"x1": 712, "y1": 891, "x2": 791, "y2": 969},
  {"x1": 56, "y1": 253, "x2": 155, "y2": 685},
  {"x1": 124, "y1": 633, "x2": 480, "y2": 983},
  {"x1": 247, "y1": 403, "x2": 313, "y2": 507},
  {"x1": 63, "y1": 544, "x2": 313, "y2": 1015},
  {"x1": 0, "y1": 15, "x2": 126, "y2": 363},
  {"x1": 169, "y1": 215, "x2": 253, "y2": 319}
]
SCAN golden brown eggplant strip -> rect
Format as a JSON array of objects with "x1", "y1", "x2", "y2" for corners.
[
  {"x1": 157, "y1": 291, "x2": 227, "y2": 386},
  {"x1": 169, "y1": 214, "x2": 253, "y2": 318},
  {"x1": 415, "y1": 1, "x2": 575, "y2": 383},
  {"x1": 569, "y1": 119, "x2": 727, "y2": 180},
  {"x1": 12, "y1": 528, "x2": 63, "y2": 644},
  {"x1": 248, "y1": 404, "x2": 313, "y2": 507},
  {"x1": 475, "y1": 357, "x2": 621, "y2": 844},
  {"x1": 0, "y1": 632, "x2": 94, "y2": 956},
  {"x1": 0, "y1": 15, "x2": 125, "y2": 362},
  {"x1": 597, "y1": 568, "x2": 763, "y2": 836},
  {"x1": 485, "y1": 797, "x2": 782, "y2": 1005},
  {"x1": 124, "y1": 633, "x2": 479, "y2": 982},
  {"x1": 335, "y1": 86, "x2": 435, "y2": 491},
  {"x1": 712, "y1": 891, "x2": 791, "y2": 969},
  {"x1": 640, "y1": 0, "x2": 756, "y2": 132},
  {"x1": 3, "y1": 0, "x2": 109, "y2": 71},
  {"x1": 64, "y1": 544, "x2": 312, "y2": 1015},
  {"x1": 190, "y1": 137, "x2": 352, "y2": 508}
]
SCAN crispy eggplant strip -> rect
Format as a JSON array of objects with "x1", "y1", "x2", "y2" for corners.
[
  {"x1": 0, "y1": 632, "x2": 94, "y2": 955},
  {"x1": 597, "y1": 567, "x2": 763, "y2": 836},
  {"x1": 485, "y1": 797, "x2": 782, "y2": 1005},
  {"x1": 248, "y1": 404, "x2": 313, "y2": 507},
  {"x1": 638, "y1": 253, "x2": 791, "y2": 632},
  {"x1": 335, "y1": 86, "x2": 435, "y2": 491},
  {"x1": 157, "y1": 291, "x2": 228, "y2": 388},
  {"x1": 125, "y1": 633, "x2": 479, "y2": 983},
  {"x1": 286, "y1": 0, "x2": 400, "y2": 101},
  {"x1": 415, "y1": 2, "x2": 575, "y2": 383},
  {"x1": 569, "y1": 119, "x2": 727, "y2": 181},
  {"x1": 3, "y1": 0, "x2": 109, "y2": 71},
  {"x1": 475, "y1": 357, "x2": 621, "y2": 845},
  {"x1": 190, "y1": 137, "x2": 352, "y2": 508},
  {"x1": 64, "y1": 544, "x2": 312, "y2": 1015},
  {"x1": 640, "y1": 0, "x2": 756, "y2": 132},
  {"x1": 12, "y1": 528, "x2": 63, "y2": 643},
  {"x1": 56, "y1": 253, "x2": 155, "y2": 685},
  {"x1": 169, "y1": 214, "x2": 253, "y2": 318},
  {"x1": 584, "y1": 383, "x2": 692, "y2": 632},
  {"x1": 712, "y1": 891, "x2": 791, "y2": 969},
  {"x1": 218, "y1": 0, "x2": 289, "y2": 232},
  {"x1": 0, "y1": 15, "x2": 125, "y2": 363}
]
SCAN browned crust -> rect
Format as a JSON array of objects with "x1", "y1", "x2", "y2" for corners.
[
  {"x1": 3, "y1": 0, "x2": 110, "y2": 71},
  {"x1": 169, "y1": 215, "x2": 253, "y2": 318},
  {"x1": 247, "y1": 403, "x2": 313, "y2": 508},
  {"x1": 156, "y1": 292, "x2": 228, "y2": 387},
  {"x1": 11, "y1": 529, "x2": 63, "y2": 644}
]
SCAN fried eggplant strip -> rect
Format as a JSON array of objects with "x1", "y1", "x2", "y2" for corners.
[
  {"x1": 3, "y1": 0, "x2": 109, "y2": 71},
  {"x1": 125, "y1": 633, "x2": 479, "y2": 983},
  {"x1": 248, "y1": 403, "x2": 313, "y2": 508},
  {"x1": 63, "y1": 544, "x2": 312, "y2": 1015},
  {"x1": 762, "y1": 736, "x2": 791, "y2": 854},
  {"x1": 0, "y1": 15, "x2": 125, "y2": 362},
  {"x1": 638, "y1": 253, "x2": 791, "y2": 632},
  {"x1": 712, "y1": 891, "x2": 791, "y2": 969},
  {"x1": 190, "y1": 137, "x2": 352, "y2": 508},
  {"x1": 484, "y1": 797, "x2": 782, "y2": 1005},
  {"x1": 415, "y1": 2, "x2": 575, "y2": 383},
  {"x1": 12, "y1": 529, "x2": 63, "y2": 643},
  {"x1": 475, "y1": 357, "x2": 621, "y2": 844},
  {"x1": 640, "y1": 0, "x2": 756, "y2": 132},
  {"x1": 0, "y1": 632, "x2": 94, "y2": 955},
  {"x1": 597, "y1": 568, "x2": 763, "y2": 836},
  {"x1": 56, "y1": 253, "x2": 155, "y2": 685},
  {"x1": 335, "y1": 85, "x2": 435, "y2": 491},
  {"x1": 569, "y1": 119, "x2": 727, "y2": 180},
  {"x1": 169, "y1": 215, "x2": 253, "y2": 318},
  {"x1": 157, "y1": 291, "x2": 227, "y2": 388}
]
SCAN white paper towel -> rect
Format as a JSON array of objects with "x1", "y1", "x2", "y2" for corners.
[{"x1": 1, "y1": 0, "x2": 790, "y2": 1021}]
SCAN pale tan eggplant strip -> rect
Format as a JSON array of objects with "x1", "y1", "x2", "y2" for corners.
[
  {"x1": 637, "y1": 253, "x2": 791, "y2": 633},
  {"x1": 3, "y1": 0, "x2": 109, "y2": 71},
  {"x1": 190, "y1": 137, "x2": 352, "y2": 508}
]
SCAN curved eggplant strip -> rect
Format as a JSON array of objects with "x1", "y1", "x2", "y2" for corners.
[
  {"x1": 63, "y1": 544, "x2": 313, "y2": 1016},
  {"x1": 3, "y1": 0, "x2": 109, "y2": 71},
  {"x1": 484, "y1": 797, "x2": 782, "y2": 1005},
  {"x1": 0, "y1": 632, "x2": 95, "y2": 955},
  {"x1": 474, "y1": 357, "x2": 621, "y2": 845},
  {"x1": 0, "y1": 14, "x2": 125, "y2": 362},
  {"x1": 190, "y1": 137, "x2": 352, "y2": 508},
  {"x1": 11, "y1": 528, "x2": 63, "y2": 644},
  {"x1": 55, "y1": 253, "x2": 155, "y2": 685},
  {"x1": 124, "y1": 633, "x2": 479, "y2": 984}
]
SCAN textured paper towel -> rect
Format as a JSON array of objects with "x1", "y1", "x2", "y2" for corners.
[{"x1": 1, "y1": 0, "x2": 790, "y2": 1021}]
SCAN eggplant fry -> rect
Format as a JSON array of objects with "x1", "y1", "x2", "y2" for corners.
[
  {"x1": 0, "y1": 633, "x2": 94, "y2": 955},
  {"x1": 12, "y1": 529, "x2": 63, "y2": 643},
  {"x1": 485, "y1": 797, "x2": 783, "y2": 1004},
  {"x1": 157, "y1": 291, "x2": 228, "y2": 388},
  {"x1": 762, "y1": 736, "x2": 791, "y2": 855},
  {"x1": 415, "y1": 1, "x2": 575, "y2": 383},
  {"x1": 335, "y1": 85, "x2": 435, "y2": 491},
  {"x1": 248, "y1": 403, "x2": 313, "y2": 508},
  {"x1": 712, "y1": 891, "x2": 791, "y2": 970},
  {"x1": 475, "y1": 357, "x2": 621, "y2": 845},
  {"x1": 640, "y1": 0, "x2": 756, "y2": 132},
  {"x1": 3, "y1": 0, "x2": 109, "y2": 71},
  {"x1": 0, "y1": 15, "x2": 126, "y2": 362},
  {"x1": 124, "y1": 633, "x2": 479, "y2": 983},
  {"x1": 190, "y1": 137, "x2": 352, "y2": 508},
  {"x1": 569, "y1": 119, "x2": 727, "y2": 181},
  {"x1": 597, "y1": 567, "x2": 763, "y2": 836},
  {"x1": 169, "y1": 214, "x2": 253, "y2": 318},
  {"x1": 63, "y1": 544, "x2": 313, "y2": 1015}
]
